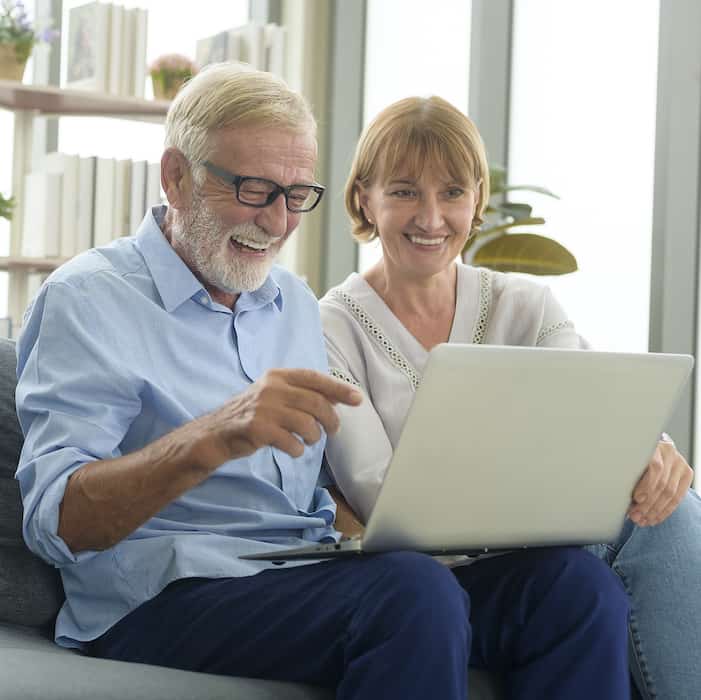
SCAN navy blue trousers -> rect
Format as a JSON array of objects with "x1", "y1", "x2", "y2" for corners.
[{"x1": 89, "y1": 548, "x2": 630, "y2": 699}]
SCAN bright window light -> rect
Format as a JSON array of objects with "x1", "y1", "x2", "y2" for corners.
[
  {"x1": 509, "y1": 0, "x2": 660, "y2": 351},
  {"x1": 359, "y1": 0, "x2": 472, "y2": 274}
]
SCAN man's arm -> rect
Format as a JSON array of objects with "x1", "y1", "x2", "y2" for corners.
[{"x1": 58, "y1": 368, "x2": 363, "y2": 553}]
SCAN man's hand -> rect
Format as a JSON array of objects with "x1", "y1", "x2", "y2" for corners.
[
  {"x1": 187, "y1": 369, "x2": 363, "y2": 474},
  {"x1": 59, "y1": 369, "x2": 361, "y2": 553},
  {"x1": 628, "y1": 438, "x2": 693, "y2": 527}
]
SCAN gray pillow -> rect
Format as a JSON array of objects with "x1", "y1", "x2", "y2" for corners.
[{"x1": 0, "y1": 338, "x2": 64, "y2": 628}]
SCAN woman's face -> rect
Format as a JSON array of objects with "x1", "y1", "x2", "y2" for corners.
[{"x1": 359, "y1": 161, "x2": 478, "y2": 281}]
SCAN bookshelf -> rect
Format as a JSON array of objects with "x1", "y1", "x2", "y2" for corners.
[{"x1": 2, "y1": 79, "x2": 169, "y2": 332}]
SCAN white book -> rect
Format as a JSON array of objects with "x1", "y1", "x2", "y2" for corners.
[
  {"x1": 21, "y1": 172, "x2": 62, "y2": 258},
  {"x1": 146, "y1": 161, "x2": 162, "y2": 209},
  {"x1": 196, "y1": 30, "x2": 230, "y2": 70},
  {"x1": 129, "y1": 159, "x2": 147, "y2": 234},
  {"x1": 226, "y1": 31, "x2": 241, "y2": 62},
  {"x1": 65, "y1": 1, "x2": 113, "y2": 92},
  {"x1": 233, "y1": 23, "x2": 265, "y2": 69},
  {"x1": 264, "y1": 23, "x2": 286, "y2": 77},
  {"x1": 112, "y1": 158, "x2": 132, "y2": 238},
  {"x1": 119, "y1": 6, "x2": 134, "y2": 96},
  {"x1": 108, "y1": 3, "x2": 123, "y2": 95},
  {"x1": 76, "y1": 156, "x2": 96, "y2": 254},
  {"x1": 93, "y1": 157, "x2": 116, "y2": 247},
  {"x1": 44, "y1": 152, "x2": 80, "y2": 259},
  {"x1": 131, "y1": 8, "x2": 148, "y2": 98},
  {"x1": 26, "y1": 272, "x2": 48, "y2": 307}
]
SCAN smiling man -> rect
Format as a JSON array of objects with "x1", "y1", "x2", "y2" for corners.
[{"x1": 13, "y1": 63, "x2": 486, "y2": 699}]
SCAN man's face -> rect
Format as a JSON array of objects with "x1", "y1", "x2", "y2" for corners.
[{"x1": 170, "y1": 125, "x2": 318, "y2": 305}]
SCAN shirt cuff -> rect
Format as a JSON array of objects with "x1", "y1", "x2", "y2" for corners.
[{"x1": 26, "y1": 462, "x2": 100, "y2": 566}]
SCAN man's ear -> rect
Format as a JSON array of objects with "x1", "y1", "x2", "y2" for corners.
[{"x1": 161, "y1": 148, "x2": 193, "y2": 210}]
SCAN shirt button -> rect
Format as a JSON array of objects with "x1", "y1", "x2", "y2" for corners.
[{"x1": 200, "y1": 294, "x2": 209, "y2": 304}]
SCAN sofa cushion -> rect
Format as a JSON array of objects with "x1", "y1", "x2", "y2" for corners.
[
  {"x1": 0, "y1": 338, "x2": 65, "y2": 627},
  {"x1": 0, "y1": 622, "x2": 504, "y2": 700}
]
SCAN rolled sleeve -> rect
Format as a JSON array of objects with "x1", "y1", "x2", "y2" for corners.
[
  {"x1": 19, "y1": 457, "x2": 96, "y2": 565},
  {"x1": 16, "y1": 279, "x2": 142, "y2": 567}
]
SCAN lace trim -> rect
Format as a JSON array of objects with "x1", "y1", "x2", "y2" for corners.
[
  {"x1": 537, "y1": 320, "x2": 574, "y2": 345},
  {"x1": 471, "y1": 269, "x2": 493, "y2": 344},
  {"x1": 329, "y1": 367, "x2": 360, "y2": 387},
  {"x1": 330, "y1": 289, "x2": 420, "y2": 390}
]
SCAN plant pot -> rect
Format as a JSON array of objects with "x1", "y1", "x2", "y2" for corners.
[
  {"x1": 150, "y1": 72, "x2": 189, "y2": 101},
  {"x1": 0, "y1": 44, "x2": 28, "y2": 82}
]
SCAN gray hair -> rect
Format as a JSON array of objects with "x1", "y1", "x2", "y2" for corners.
[{"x1": 164, "y1": 62, "x2": 317, "y2": 186}]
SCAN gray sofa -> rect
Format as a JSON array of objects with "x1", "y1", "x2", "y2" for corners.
[{"x1": 0, "y1": 337, "x2": 502, "y2": 699}]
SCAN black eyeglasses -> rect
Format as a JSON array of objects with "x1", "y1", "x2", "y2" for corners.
[{"x1": 199, "y1": 160, "x2": 325, "y2": 213}]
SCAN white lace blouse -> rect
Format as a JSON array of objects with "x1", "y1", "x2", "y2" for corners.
[{"x1": 319, "y1": 264, "x2": 587, "y2": 523}]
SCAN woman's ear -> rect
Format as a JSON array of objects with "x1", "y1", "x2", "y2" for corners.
[
  {"x1": 356, "y1": 183, "x2": 374, "y2": 225},
  {"x1": 161, "y1": 148, "x2": 193, "y2": 210}
]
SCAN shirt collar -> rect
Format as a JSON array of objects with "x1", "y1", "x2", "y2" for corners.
[{"x1": 134, "y1": 205, "x2": 283, "y2": 314}]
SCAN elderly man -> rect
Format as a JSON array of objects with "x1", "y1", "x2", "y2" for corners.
[{"x1": 15, "y1": 64, "x2": 631, "y2": 699}]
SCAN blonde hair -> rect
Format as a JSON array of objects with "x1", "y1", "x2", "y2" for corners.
[
  {"x1": 345, "y1": 96, "x2": 490, "y2": 242},
  {"x1": 165, "y1": 62, "x2": 317, "y2": 186}
]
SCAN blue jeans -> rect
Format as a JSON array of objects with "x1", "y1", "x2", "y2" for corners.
[
  {"x1": 90, "y1": 548, "x2": 630, "y2": 699},
  {"x1": 586, "y1": 488, "x2": 701, "y2": 700}
]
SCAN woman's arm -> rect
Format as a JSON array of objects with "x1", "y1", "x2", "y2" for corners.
[
  {"x1": 323, "y1": 335, "x2": 394, "y2": 523},
  {"x1": 328, "y1": 485, "x2": 365, "y2": 538}
]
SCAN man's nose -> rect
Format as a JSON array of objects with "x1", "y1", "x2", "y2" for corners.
[{"x1": 254, "y1": 192, "x2": 289, "y2": 239}]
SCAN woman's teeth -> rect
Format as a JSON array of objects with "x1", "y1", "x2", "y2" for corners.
[{"x1": 407, "y1": 235, "x2": 446, "y2": 246}]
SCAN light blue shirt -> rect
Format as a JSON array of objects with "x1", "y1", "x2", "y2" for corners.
[{"x1": 15, "y1": 206, "x2": 338, "y2": 649}]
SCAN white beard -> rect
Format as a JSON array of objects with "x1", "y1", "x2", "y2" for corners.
[{"x1": 171, "y1": 194, "x2": 281, "y2": 294}]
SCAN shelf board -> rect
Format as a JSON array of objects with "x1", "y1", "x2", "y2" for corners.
[
  {"x1": 0, "y1": 256, "x2": 69, "y2": 272},
  {"x1": 0, "y1": 80, "x2": 169, "y2": 120}
]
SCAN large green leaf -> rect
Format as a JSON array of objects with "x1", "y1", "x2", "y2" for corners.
[
  {"x1": 472, "y1": 233, "x2": 578, "y2": 275},
  {"x1": 491, "y1": 202, "x2": 533, "y2": 220},
  {"x1": 500, "y1": 184, "x2": 560, "y2": 198},
  {"x1": 0, "y1": 193, "x2": 14, "y2": 222},
  {"x1": 476, "y1": 216, "x2": 546, "y2": 238}
]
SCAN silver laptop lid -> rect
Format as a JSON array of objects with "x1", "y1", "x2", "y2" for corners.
[{"x1": 363, "y1": 344, "x2": 693, "y2": 553}]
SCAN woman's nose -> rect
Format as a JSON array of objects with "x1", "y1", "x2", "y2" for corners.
[{"x1": 413, "y1": 194, "x2": 445, "y2": 231}]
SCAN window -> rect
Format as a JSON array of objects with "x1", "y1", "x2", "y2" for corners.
[
  {"x1": 359, "y1": 0, "x2": 472, "y2": 273},
  {"x1": 509, "y1": 0, "x2": 660, "y2": 351}
]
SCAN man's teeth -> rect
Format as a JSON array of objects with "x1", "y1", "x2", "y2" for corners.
[
  {"x1": 407, "y1": 235, "x2": 446, "y2": 246},
  {"x1": 230, "y1": 236, "x2": 270, "y2": 250}
]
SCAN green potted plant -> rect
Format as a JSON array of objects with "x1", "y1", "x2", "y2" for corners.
[
  {"x1": 149, "y1": 53, "x2": 197, "y2": 101},
  {"x1": 0, "y1": 0, "x2": 58, "y2": 82},
  {"x1": 463, "y1": 165, "x2": 577, "y2": 275},
  {"x1": 0, "y1": 192, "x2": 14, "y2": 221}
]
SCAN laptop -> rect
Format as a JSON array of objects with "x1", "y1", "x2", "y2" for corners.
[{"x1": 241, "y1": 344, "x2": 693, "y2": 562}]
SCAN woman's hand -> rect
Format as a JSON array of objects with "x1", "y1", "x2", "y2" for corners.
[
  {"x1": 628, "y1": 438, "x2": 693, "y2": 526},
  {"x1": 329, "y1": 486, "x2": 365, "y2": 540}
]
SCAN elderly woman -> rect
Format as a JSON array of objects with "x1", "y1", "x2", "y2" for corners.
[{"x1": 321, "y1": 95, "x2": 701, "y2": 700}]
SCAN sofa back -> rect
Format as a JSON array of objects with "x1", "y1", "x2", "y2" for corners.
[{"x1": 0, "y1": 337, "x2": 64, "y2": 629}]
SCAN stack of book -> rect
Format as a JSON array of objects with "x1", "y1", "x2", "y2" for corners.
[
  {"x1": 21, "y1": 153, "x2": 162, "y2": 260},
  {"x1": 65, "y1": 1, "x2": 149, "y2": 97},
  {"x1": 196, "y1": 22, "x2": 286, "y2": 76}
]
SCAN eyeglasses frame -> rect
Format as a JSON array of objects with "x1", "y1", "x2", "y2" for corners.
[{"x1": 198, "y1": 160, "x2": 325, "y2": 213}]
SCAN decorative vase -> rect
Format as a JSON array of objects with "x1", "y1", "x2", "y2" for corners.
[
  {"x1": 150, "y1": 71, "x2": 189, "y2": 101},
  {"x1": 0, "y1": 44, "x2": 28, "y2": 81}
]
